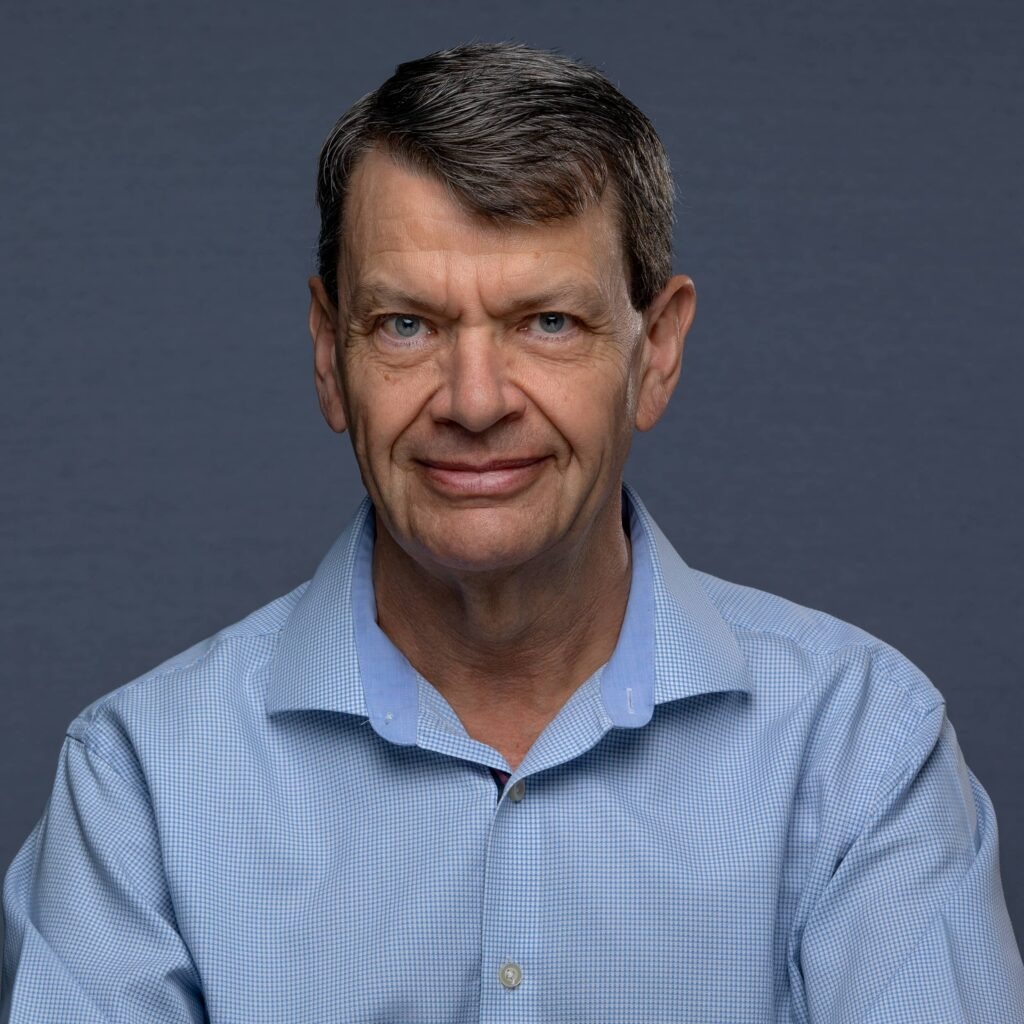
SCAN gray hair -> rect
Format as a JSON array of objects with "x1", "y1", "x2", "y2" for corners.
[{"x1": 314, "y1": 42, "x2": 676, "y2": 312}]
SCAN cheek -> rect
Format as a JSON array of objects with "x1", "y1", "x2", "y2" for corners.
[
  {"x1": 350, "y1": 371, "x2": 434, "y2": 458},
  {"x1": 522, "y1": 362, "x2": 630, "y2": 453}
]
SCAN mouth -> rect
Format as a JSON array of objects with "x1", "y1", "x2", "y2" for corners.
[
  {"x1": 420, "y1": 457, "x2": 546, "y2": 472},
  {"x1": 417, "y1": 455, "x2": 550, "y2": 497}
]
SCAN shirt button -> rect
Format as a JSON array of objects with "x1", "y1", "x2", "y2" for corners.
[
  {"x1": 508, "y1": 779, "x2": 526, "y2": 802},
  {"x1": 498, "y1": 961, "x2": 523, "y2": 989}
]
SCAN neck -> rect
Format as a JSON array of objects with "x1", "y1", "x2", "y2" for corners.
[{"x1": 371, "y1": 490, "x2": 633, "y2": 766}]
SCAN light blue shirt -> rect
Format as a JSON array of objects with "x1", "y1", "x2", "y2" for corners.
[{"x1": 3, "y1": 483, "x2": 1022, "y2": 1023}]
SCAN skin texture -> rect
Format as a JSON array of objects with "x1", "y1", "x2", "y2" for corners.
[{"x1": 308, "y1": 147, "x2": 696, "y2": 769}]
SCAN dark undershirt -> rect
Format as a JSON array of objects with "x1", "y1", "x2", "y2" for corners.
[{"x1": 489, "y1": 766, "x2": 511, "y2": 794}]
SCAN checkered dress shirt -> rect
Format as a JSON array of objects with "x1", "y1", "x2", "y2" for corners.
[{"x1": 3, "y1": 482, "x2": 1022, "y2": 1022}]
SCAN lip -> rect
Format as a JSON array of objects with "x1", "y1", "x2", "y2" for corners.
[
  {"x1": 418, "y1": 456, "x2": 549, "y2": 497},
  {"x1": 422, "y1": 457, "x2": 545, "y2": 472}
]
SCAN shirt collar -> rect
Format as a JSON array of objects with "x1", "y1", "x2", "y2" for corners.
[{"x1": 265, "y1": 482, "x2": 754, "y2": 738}]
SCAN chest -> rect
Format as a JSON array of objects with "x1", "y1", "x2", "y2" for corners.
[{"x1": 163, "y1": 730, "x2": 805, "y2": 1023}]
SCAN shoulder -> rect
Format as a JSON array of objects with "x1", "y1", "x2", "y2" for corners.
[
  {"x1": 64, "y1": 580, "x2": 311, "y2": 778},
  {"x1": 685, "y1": 567, "x2": 955, "y2": 846},
  {"x1": 693, "y1": 564, "x2": 944, "y2": 715},
  {"x1": 684, "y1": 567, "x2": 947, "y2": 816}
]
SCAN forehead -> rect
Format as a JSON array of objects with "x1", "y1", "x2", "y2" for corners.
[{"x1": 338, "y1": 148, "x2": 628, "y2": 303}]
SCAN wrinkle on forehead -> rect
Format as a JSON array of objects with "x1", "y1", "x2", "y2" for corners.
[{"x1": 338, "y1": 149, "x2": 631, "y2": 317}]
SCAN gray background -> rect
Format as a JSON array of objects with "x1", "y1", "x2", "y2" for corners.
[{"x1": 2, "y1": 0, "x2": 1021, "y2": 959}]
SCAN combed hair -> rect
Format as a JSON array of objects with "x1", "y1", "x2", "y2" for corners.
[{"x1": 314, "y1": 41, "x2": 676, "y2": 312}]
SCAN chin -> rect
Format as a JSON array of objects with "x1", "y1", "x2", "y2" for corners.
[
  {"x1": 391, "y1": 497, "x2": 560, "y2": 574},
  {"x1": 416, "y1": 525, "x2": 547, "y2": 575},
  {"x1": 428, "y1": 541, "x2": 540, "y2": 575}
]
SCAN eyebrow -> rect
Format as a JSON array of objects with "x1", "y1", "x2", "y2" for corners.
[
  {"x1": 348, "y1": 285, "x2": 435, "y2": 322},
  {"x1": 348, "y1": 281, "x2": 610, "y2": 322},
  {"x1": 499, "y1": 287, "x2": 610, "y2": 321}
]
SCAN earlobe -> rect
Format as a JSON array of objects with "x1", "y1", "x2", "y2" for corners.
[
  {"x1": 307, "y1": 276, "x2": 349, "y2": 434},
  {"x1": 634, "y1": 274, "x2": 696, "y2": 433}
]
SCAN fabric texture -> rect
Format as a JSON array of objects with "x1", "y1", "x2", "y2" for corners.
[{"x1": 3, "y1": 482, "x2": 1022, "y2": 1022}]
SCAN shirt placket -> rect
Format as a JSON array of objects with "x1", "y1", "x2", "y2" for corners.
[
  {"x1": 475, "y1": 678, "x2": 613, "y2": 1022},
  {"x1": 478, "y1": 765, "x2": 542, "y2": 1022}
]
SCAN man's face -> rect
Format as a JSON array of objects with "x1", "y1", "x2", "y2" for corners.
[{"x1": 309, "y1": 148, "x2": 693, "y2": 577}]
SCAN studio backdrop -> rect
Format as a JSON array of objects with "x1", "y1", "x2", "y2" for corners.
[{"x1": 2, "y1": 0, "x2": 1021, "y2": 955}]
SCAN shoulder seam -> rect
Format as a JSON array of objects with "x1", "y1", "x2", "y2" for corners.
[
  {"x1": 88, "y1": 624, "x2": 284, "y2": 703},
  {"x1": 728, "y1": 618, "x2": 877, "y2": 662},
  {"x1": 729, "y1": 621, "x2": 940, "y2": 717},
  {"x1": 865, "y1": 699, "x2": 946, "y2": 816},
  {"x1": 689, "y1": 573, "x2": 862, "y2": 651},
  {"x1": 690, "y1": 570, "x2": 902, "y2": 655},
  {"x1": 64, "y1": 732, "x2": 135, "y2": 785},
  {"x1": 128, "y1": 580, "x2": 308, "y2": 688},
  {"x1": 66, "y1": 625, "x2": 285, "y2": 749},
  {"x1": 148, "y1": 621, "x2": 286, "y2": 680}
]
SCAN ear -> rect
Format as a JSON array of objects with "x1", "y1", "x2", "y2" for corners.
[
  {"x1": 634, "y1": 274, "x2": 696, "y2": 432},
  {"x1": 308, "y1": 275, "x2": 348, "y2": 434}
]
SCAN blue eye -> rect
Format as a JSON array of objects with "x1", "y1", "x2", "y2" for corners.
[
  {"x1": 537, "y1": 312, "x2": 566, "y2": 334},
  {"x1": 388, "y1": 315, "x2": 422, "y2": 338}
]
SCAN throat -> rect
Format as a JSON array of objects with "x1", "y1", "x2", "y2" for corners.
[{"x1": 370, "y1": 494, "x2": 634, "y2": 764}]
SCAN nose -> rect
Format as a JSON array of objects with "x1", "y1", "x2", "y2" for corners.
[{"x1": 430, "y1": 328, "x2": 526, "y2": 433}]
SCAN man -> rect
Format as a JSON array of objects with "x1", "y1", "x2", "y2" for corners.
[{"x1": 2, "y1": 41, "x2": 1022, "y2": 1023}]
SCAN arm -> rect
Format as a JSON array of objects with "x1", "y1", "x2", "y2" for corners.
[
  {"x1": 1, "y1": 734, "x2": 206, "y2": 1023},
  {"x1": 798, "y1": 702, "x2": 1024, "y2": 1022}
]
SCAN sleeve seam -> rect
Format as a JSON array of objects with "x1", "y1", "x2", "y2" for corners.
[
  {"x1": 61, "y1": 732, "x2": 197, "y2": 960},
  {"x1": 64, "y1": 731, "x2": 137, "y2": 786},
  {"x1": 856, "y1": 697, "x2": 946, "y2": 835},
  {"x1": 851, "y1": 775, "x2": 997, "y2": 1022}
]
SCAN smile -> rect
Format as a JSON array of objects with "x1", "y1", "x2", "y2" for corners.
[{"x1": 418, "y1": 456, "x2": 550, "y2": 497}]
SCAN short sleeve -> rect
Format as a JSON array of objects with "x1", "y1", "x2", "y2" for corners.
[
  {"x1": 1, "y1": 735, "x2": 206, "y2": 1023},
  {"x1": 798, "y1": 702, "x2": 1024, "y2": 1023}
]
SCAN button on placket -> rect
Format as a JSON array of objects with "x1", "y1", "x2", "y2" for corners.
[
  {"x1": 483, "y1": 773, "x2": 533, "y2": 1015},
  {"x1": 498, "y1": 961, "x2": 523, "y2": 989}
]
